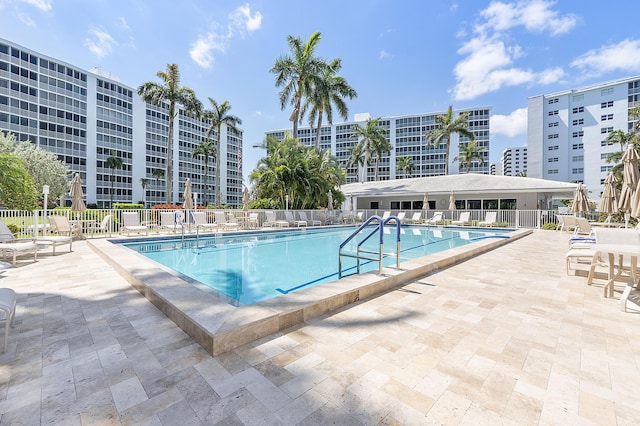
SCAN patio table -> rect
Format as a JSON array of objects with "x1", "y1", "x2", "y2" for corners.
[{"x1": 591, "y1": 244, "x2": 640, "y2": 312}]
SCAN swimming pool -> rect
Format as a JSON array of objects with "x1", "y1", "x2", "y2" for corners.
[{"x1": 120, "y1": 226, "x2": 509, "y2": 305}]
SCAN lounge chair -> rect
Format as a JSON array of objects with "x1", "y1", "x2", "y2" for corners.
[
  {"x1": 120, "y1": 212, "x2": 148, "y2": 236},
  {"x1": 406, "y1": 212, "x2": 422, "y2": 224},
  {"x1": 214, "y1": 211, "x2": 239, "y2": 230},
  {"x1": 0, "y1": 288, "x2": 16, "y2": 352},
  {"x1": 381, "y1": 211, "x2": 391, "y2": 220},
  {"x1": 263, "y1": 211, "x2": 288, "y2": 228},
  {"x1": 0, "y1": 220, "x2": 39, "y2": 265},
  {"x1": 556, "y1": 215, "x2": 577, "y2": 233},
  {"x1": 159, "y1": 211, "x2": 185, "y2": 233},
  {"x1": 48, "y1": 215, "x2": 80, "y2": 237},
  {"x1": 478, "y1": 212, "x2": 498, "y2": 227},
  {"x1": 451, "y1": 212, "x2": 471, "y2": 226},
  {"x1": 574, "y1": 217, "x2": 593, "y2": 236},
  {"x1": 395, "y1": 212, "x2": 407, "y2": 223},
  {"x1": 248, "y1": 213, "x2": 260, "y2": 229},
  {"x1": 37, "y1": 216, "x2": 74, "y2": 254},
  {"x1": 284, "y1": 211, "x2": 307, "y2": 227},
  {"x1": 425, "y1": 211, "x2": 443, "y2": 225},
  {"x1": 298, "y1": 211, "x2": 321, "y2": 226},
  {"x1": 355, "y1": 211, "x2": 364, "y2": 223},
  {"x1": 191, "y1": 211, "x2": 218, "y2": 233},
  {"x1": 87, "y1": 214, "x2": 113, "y2": 236}
]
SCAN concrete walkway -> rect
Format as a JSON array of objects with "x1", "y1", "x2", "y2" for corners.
[{"x1": 0, "y1": 230, "x2": 639, "y2": 425}]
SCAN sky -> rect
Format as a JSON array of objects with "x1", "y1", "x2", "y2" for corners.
[{"x1": 1, "y1": 0, "x2": 639, "y2": 185}]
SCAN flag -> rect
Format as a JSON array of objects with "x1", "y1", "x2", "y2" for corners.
[{"x1": 237, "y1": 150, "x2": 242, "y2": 171}]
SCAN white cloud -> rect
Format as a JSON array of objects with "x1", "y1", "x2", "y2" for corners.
[
  {"x1": 490, "y1": 108, "x2": 528, "y2": 137},
  {"x1": 571, "y1": 38, "x2": 640, "y2": 77},
  {"x1": 84, "y1": 28, "x2": 115, "y2": 58},
  {"x1": 478, "y1": 0, "x2": 577, "y2": 36},
  {"x1": 190, "y1": 4, "x2": 262, "y2": 69},
  {"x1": 118, "y1": 17, "x2": 130, "y2": 30},
  {"x1": 20, "y1": 0, "x2": 52, "y2": 11},
  {"x1": 453, "y1": 0, "x2": 574, "y2": 100},
  {"x1": 379, "y1": 50, "x2": 391, "y2": 60},
  {"x1": 17, "y1": 12, "x2": 35, "y2": 26}
]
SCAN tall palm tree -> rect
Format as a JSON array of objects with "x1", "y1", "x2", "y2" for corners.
[
  {"x1": 349, "y1": 117, "x2": 388, "y2": 181},
  {"x1": 151, "y1": 169, "x2": 164, "y2": 205},
  {"x1": 106, "y1": 155, "x2": 122, "y2": 207},
  {"x1": 301, "y1": 58, "x2": 357, "y2": 150},
  {"x1": 424, "y1": 106, "x2": 475, "y2": 175},
  {"x1": 396, "y1": 155, "x2": 415, "y2": 178},
  {"x1": 192, "y1": 138, "x2": 216, "y2": 206},
  {"x1": 202, "y1": 98, "x2": 242, "y2": 206},
  {"x1": 453, "y1": 141, "x2": 486, "y2": 173},
  {"x1": 137, "y1": 64, "x2": 202, "y2": 204},
  {"x1": 271, "y1": 31, "x2": 327, "y2": 137},
  {"x1": 140, "y1": 178, "x2": 149, "y2": 207}
]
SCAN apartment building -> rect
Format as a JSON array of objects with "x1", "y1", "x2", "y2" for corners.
[
  {"x1": 266, "y1": 108, "x2": 491, "y2": 183},
  {"x1": 0, "y1": 38, "x2": 243, "y2": 208},
  {"x1": 527, "y1": 75, "x2": 640, "y2": 197},
  {"x1": 501, "y1": 146, "x2": 527, "y2": 176}
]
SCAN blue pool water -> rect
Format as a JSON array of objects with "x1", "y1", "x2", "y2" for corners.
[{"x1": 120, "y1": 226, "x2": 509, "y2": 305}]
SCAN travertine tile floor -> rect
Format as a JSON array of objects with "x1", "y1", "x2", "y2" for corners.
[{"x1": 0, "y1": 229, "x2": 639, "y2": 425}]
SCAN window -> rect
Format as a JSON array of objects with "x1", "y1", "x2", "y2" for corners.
[
  {"x1": 572, "y1": 131, "x2": 584, "y2": 137},
  {"x1": 572, "y1": 168, "x2": 584, "y2": 174},
  {"x1": 573, "y1": 94, "x2": 584, "y2": 101},
  {"x1": 601, "y1": 101, "x2": 614, "y2": 108},
  {"x1": 601, "y1": 127, "x2": 614, "y2": 134},
  {"x1": 601, "y1": 87, "x2": 614, "y2": 96},
  {"x1": 572, "y1": 119, "x2": 584, "y2": 125},
  {"x1": 548, "y1": 145, "x2": 558, "y2": 151},
  {"x1": 548, "y1": 121, "x2": 559, "y2": 127},
  {"x1": 390, "y1": 201, "x2": 400, "y2": 209},
  {"x1": 370, "y1": 201, "x2": 379, "y2": 209},
  {"x1": 547, "y1": 134, "x2": 559, "y2": 139},
  {"x1": 572, "y1": 143, "x2": 584, "y2": 149},
  {"x1": 572, "y1": 155, "x2": 583, "y2": 162},
  {"x1": 601, "y1": 114, "x2": 614, "y2": 121},
  {"x1": 572, "y1": 106, "x2": 584, "y2": 113},
  {"x1": 548, "y1": 169, "x2": 559, "y2": 174},
  {"x1": 601, "y1": 165, "x2": 613, "y2": 172},
  {"x1": 548, "y1": 110, "x2": 559, "y2": 116},
  {"x1": 548, "y1": 157, "x2": 558, "y2": 163},
  {"x1": 548, "y1": 98, "x2": 559, "y2": 104}
]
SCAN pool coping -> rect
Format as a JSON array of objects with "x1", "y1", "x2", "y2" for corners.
[{"x1": 88, "y1": 227, "x2": 532, "y2": 356}]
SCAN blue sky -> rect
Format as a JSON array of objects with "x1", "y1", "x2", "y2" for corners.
[{"x1": 1, "y1": 0, "x2": 639, "y2": 184}]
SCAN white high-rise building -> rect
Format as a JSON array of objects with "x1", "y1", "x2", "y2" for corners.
[
  {"x1": 267, "y1": 108, "x2": 491, "y2": 182},
  {"x1": 0, "y1": 38, "x2": 243, "y2": 207},
  {"x1": 501, "y1": 146, "x2": 527, "y2": 176},
  {"x1": 527, "y1": 75, "x2": 640, "y2": 197}
]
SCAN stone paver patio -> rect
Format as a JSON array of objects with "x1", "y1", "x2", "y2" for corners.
[{"x1": 0, "y1": 229, "x2": 639, "y2": 425}]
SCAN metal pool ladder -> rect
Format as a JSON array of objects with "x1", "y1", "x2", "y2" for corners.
[{"x1": 338, "y1": 215, "x2": 401, "y2": 278}]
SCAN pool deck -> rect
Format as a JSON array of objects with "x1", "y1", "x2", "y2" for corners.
[{"x1": 1, "y1": 229, "x2": 640, "y2": 424}]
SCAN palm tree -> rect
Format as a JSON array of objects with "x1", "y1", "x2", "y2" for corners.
[
  {"x1": 140, "y1": 178, "x2": 149, "y2": 207},
  {"x1": 424, "y1": 106, "x2": 475, "y2": 175},
  {"x1": 106, "y1": 155, "x2": 122, "y2": 207},
  {"x1": 202, "y1": 98, "x2": 242, "y2": 206},
  {"x1": 396, "y1": 156, "x2": 415, "y2": 178},
  {"x1": 192, "y1": 138, "x2": 216, "y2": 206},
  {"x1": 271, "y1": 31, "x2": 327, "y2": 137},
  {"x1": 606, "y1": 129, "x2": 631, "y2": 151},
  {"x1": 301, "y1": 58, "x2": 357, "y2": 150},
  {"x1": 349, "y1": 117, "x2": 389, "y2": 181},
  {"x1": 137, "y1": 64, "x2": 202, "y2": 204},
  {"x1": 151, "y1": 169, "x2": 164, "y2": 205},
  {"x1": 453, "y1": 141, "x2": 486, "y2": 173}
]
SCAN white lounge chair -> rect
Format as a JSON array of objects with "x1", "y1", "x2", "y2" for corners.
[
  {"x1": 214, "y1": 211, "x2": 239, "y2": 230},
  {"x1": 478, "y1": 212, "x2": 498, "y2": 227},
  {"x1": 298, "y1": 211, "x2": 321, "y2": 226},
  {"x1": 0, "y1": 288, "x2": 16, "y2": 352},
  {"x1": 263, "y1": 211, "x2": 288, "y2": 228},
  {"x1": 248, "y1": 213, "x2": 260, "y2": 229},
  {"x1": 425, "y1": 211, "x2": 443, "y2": 225},
  {"x1": 556, "y1": 215, "x2": 577, "y2": 233},
  {"x1": 120, "y1": 212, "x2": 148, "y2": 236},
  {"x1": 159, "y1": 211, "x2": 185, "y2": 233},
  {"x1": 0, "y1": 220, "x2": 39, "y2": 265},
  {"x1": 451, "y1": 212, "x2": 471, "y2": 226},
  {"x1": 394, "y1": 212, "x2": 407, "y2": 223},
  {"x1": 406, "y1": 212, "x2": 422, "y2": 224},
  {"x1": 191, "y1": 211, "x2": 218, "y2": 233},
  {"x1": 381, "y1": 211, "x2": 391, "y2": 220},
  {"x1": 574, "y1": 217, "x2": 593, "y2": 236},
  {"x1": 284, "y1": 211, "x2": 307, "y2": 227},
  {"x1": 87, "y1": 214, "x2": 113, "y2": 236}
]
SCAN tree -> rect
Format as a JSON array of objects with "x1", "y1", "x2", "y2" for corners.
[
  {"x1": 453, "y1": 141, "x2": 486, "y2": 173},
  {"x1": 271, "y1": 31, "x2": 327, "y2": 137},
  {"x1": 0, "y1": 131, "x2": 69, "y2": 204},
  {"x1": 424, "y1": 106, "x2": 475, "y2": 175},
  {"x1": 202, "y1": 98, "x2": 242, "y2": 206},
  {"x1": 396, "y1": 156, "x2": 415, "y2": 178},
  {"x1": 140, "y1": 178, "x2": 149, "y2": 207},
  {"x1": 151, "y1": 168, "x2": 164, "y2": 204},
  {"x1": 349, "y1": 117, "x2": 389, "y2": 181},
  {"x1": 301, "y1": 58, "x2": 357, "y2": 150},
  {"x1": 250, "y1": 134, "x2": 345, "y2": 209},
  {"x1": 192, "y1": 138, "x2": 216, "y2": 206},
  {"x1": 106, "y1": 154, "x2": 123, "y2": 207},
  {"x1": 137, "y1": 64, "x2": 202, "y2": 204},
  {"x1": 0, "y1": 153, "x2": 37, "y2": 209},
  {"x1": 606, "y1": 129, "x2": 631, "y2": 152}
]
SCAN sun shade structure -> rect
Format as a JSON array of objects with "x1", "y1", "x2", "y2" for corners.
[
  {"x1": 618, "y1": 145, "x2": 639, "y2": 212},
  {"x1": 448, "y1": 192, "x2": 456, "y2": 211},
  {"x1": 182, "y1": 178, "x2": 194, "y2": 210},
  {"x1": 69, "y1": 173, "x2": 86, "y2": 212},
  {"x1": 422, "y1": 193, "x2": 429, "y2": 211},
  {"x1": 571, "y1": 183, "x2": 589, "y2": 214},
  {"x1": 242, "y1": 186, "x2": 249, "y2": 211},
  {"x1": 327, "y1": 191, "x2": 333, "y2": 211}
]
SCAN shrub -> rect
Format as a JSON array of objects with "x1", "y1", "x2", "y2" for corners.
[{"x1": 542, "y1": 222, "x2": 559, "y2": 230}]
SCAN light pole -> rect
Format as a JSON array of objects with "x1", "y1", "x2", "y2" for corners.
[
  {"x1": 42, "y1": 185, "x2": 49, "y2": 236},
  {"x1": 285, "y1": 194, "x2": 289, "y2": 211},
  {"x1": 193, "y1": 192, "x2": 198, "y2": 209}
]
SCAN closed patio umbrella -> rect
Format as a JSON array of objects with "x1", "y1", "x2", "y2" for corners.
[
  {"x1": 422, "y1": 193, "x2": 429, "y2": 211},
  {"x1": 70, "y1": 173, "x2": 86, "y2": 212},
  {"x1": 327, "y1": 190, "x2": 333, "y2": 211},
  {"x1": 572, "y1": 183, "x2": 589, "y2": 215},
  {"x1": 448, "y1": 192, "x2": 456, "y2": 211},
  {"x1": 182, "y1": 178, "x2": 194, "y2": 209},
  {"x1": 242, "y1": 186, "x2": 249, "y2": 211},
  {"x1": 619, "y1": 145, "x2": 639, "y2": 212},
  {"x1": 599, "y1": 172, "x2": 618, "y2": 221}
]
